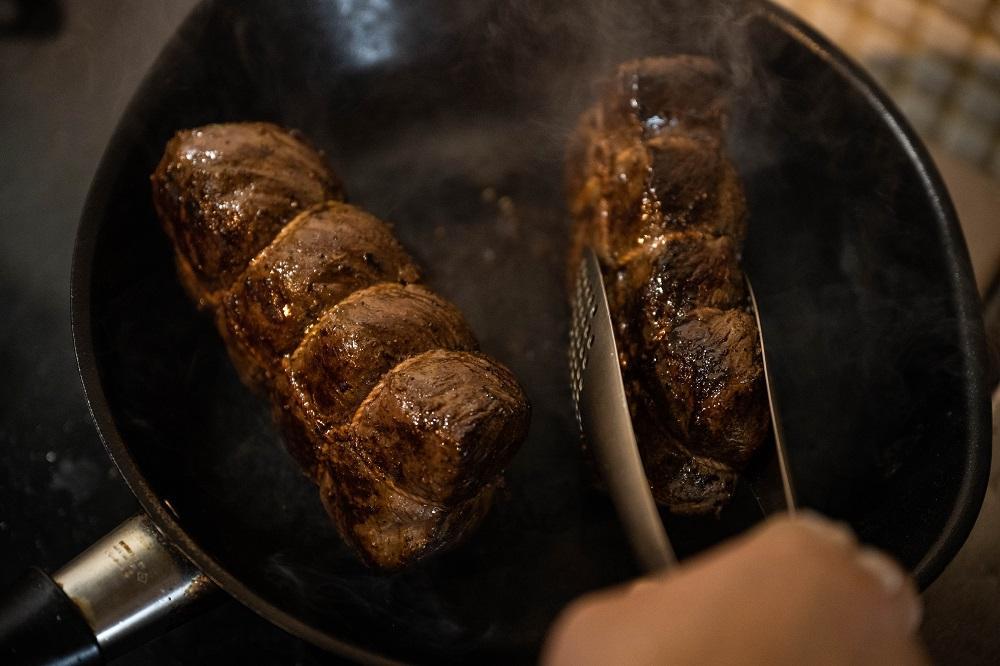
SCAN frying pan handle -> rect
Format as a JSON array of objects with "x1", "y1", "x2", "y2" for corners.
[
  {"x1": 0, "y1": 514, "x2": 217, "y2": 664},
  {"x1": 0, "y1": 566, "x2": 100, "y2": 665}
]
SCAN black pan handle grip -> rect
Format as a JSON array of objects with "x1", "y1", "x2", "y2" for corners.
[
  {"x1": 0, "y1": 515, "x2": 217, "y2": 665},
  {"x1": 0, "y1": 566, "x2": 101, "y2": 665}
]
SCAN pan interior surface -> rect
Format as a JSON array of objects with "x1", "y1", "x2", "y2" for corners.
[{"x1": 76, "y1": 0, "x2": 989, "y2": 662}]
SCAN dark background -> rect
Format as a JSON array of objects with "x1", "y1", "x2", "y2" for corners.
[{"x1": 0, "y1": 1, "x2": 997, "y2": 664}]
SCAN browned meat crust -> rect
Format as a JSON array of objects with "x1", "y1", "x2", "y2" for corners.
[
  {"x1": 282, "y1": 283, "x2": 479, "y2": 475},
  {"x1": 151, "y1": 123, "x2": 343, "y2": 307},
  {"x1": 152, "y1": 122, "x2": 529, "y2": 570},
  {"x1": 567, "y1": 56, "x2": 768, "y2": 514},
  {"x1": 321, "y1": 350, "x2": 530, "y2": 567},
  {"x1": 219, "y1": 202, "x2": 421, "y2": 385}
]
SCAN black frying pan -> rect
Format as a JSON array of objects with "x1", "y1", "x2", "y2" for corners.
[{"x1": 0, "y1": 0, "x2": 990, "y2": 663}]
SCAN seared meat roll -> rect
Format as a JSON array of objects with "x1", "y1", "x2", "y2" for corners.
[
  {"x1": 152, "y1": 122, "x2": 529, "y2": 570},
  {"x1": 567, "y1": 57, "x2": 768, "y2": 514}
]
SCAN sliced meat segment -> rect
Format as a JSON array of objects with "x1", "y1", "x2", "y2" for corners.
[
  {"x1": 281, "y1": 284, "x2": 478, "y2": 473},
  {"x1": 645, "y1": 134, "x2": 747, "y2": 243},
  {"x1": 319, "y1": 350, "x2": 530, "y2": 569},
  {"x1": 608, "y1": 230, "x2": 745, "y2": 347},
  {"x1": 347, "y1": 350, "x2": 530, "y2": 505},
  {"x1": 608, "y1": 54, "x2": 729, "y2": 138},
  {"x1": 319, "y1": 458, "x2": 497, "y2": 571},
  {"x1": 568, "y1": 57, "x2": 746, "y2": 269},
  {"x1": 647, "y1": 308, "x2": 767, "y2": 469},
  {"x1": 151, "y1": 122, "x2": 343, "y2": 306},
  {"x1": 219, "y1": 201, "x2": 421, "y2": 384}
]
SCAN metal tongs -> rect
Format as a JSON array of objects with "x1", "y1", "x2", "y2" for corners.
[{"x1": 569, "y1": 247, "x2": 796, "y2": 574}]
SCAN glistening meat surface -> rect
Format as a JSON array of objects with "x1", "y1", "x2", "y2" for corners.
[
  {"x1": 567, "y1": 56, "x2": 768, "y2": 514},
  {"x1": 152, "y1": 122, "x2": 529, "y2": 569}
]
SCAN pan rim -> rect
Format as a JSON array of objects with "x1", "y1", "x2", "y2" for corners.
[
  {"x1": 69, "y1": 0, "x2": 991, "y2": 660},
  {"x1": 760, "y1": 1, "x2": 992, "y2": 589}
]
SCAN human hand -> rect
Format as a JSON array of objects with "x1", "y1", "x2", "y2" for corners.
[{"x1": 544, "y1": 513, "x2": 926, "y2": 665}]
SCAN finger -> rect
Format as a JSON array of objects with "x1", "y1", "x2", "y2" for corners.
[
  {"x1": 715, "y1": 514, "x2": 924, "y2": 661},
  {"x1": 863, "y1": 633, "x2": 930, "y2": 666},
  {"x1": 545, "y1": 512, "x2": 925, "y2": 666},
  {"x1": 853, "y1": 546, "x2": 923, "y2": 636}
]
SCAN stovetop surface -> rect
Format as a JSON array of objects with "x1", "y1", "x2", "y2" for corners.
[{"x1": 0, "y1": 1, "x2": 996, "y2": 664}]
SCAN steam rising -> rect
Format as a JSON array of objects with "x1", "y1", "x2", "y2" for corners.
[
  {"x1": 332, "y1": 0, "x2": 398, "y2": 65},
  {"x1": 112, "y1": 0, "x2": 984, "y2": 656}
]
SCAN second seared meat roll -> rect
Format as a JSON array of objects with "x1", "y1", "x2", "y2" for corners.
[
  {"x1": 152, "y1": 122, "x2": 529, "y2": 570},
  {"x1": 567, "y1": 57, "x2": 768, "y2": 515}
]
